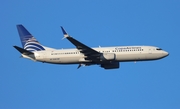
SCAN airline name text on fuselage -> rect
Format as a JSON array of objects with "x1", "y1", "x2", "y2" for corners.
[{"x1": 115, "y1": 47, "x2": 141, "y2": 50}]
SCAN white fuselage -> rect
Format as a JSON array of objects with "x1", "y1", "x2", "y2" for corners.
[{"x1": 24, "y1": 46, "x2": 168, "y2": 64}]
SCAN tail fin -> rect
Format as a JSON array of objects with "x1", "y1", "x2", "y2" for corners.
[{"x1": 16, "y1": 25, "x2": 45, "y2": 52}]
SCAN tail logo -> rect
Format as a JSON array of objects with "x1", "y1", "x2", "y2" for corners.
[{"x1": 23, "y1": 37, "x2": 45, "y2": 52}]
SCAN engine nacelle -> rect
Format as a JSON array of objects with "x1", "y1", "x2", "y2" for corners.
[
  {"x1": 101, "y1": 62, "x2": 119, "y2": 69},
  {"x1": 100, "y1": 53, "x2": 115, "y2": 61}
]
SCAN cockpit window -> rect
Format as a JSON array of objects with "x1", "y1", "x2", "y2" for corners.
[{"x1": 156, "y1": 48, "x2": 162, "y2": 50}]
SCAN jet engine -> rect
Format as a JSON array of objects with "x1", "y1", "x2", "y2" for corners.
[{"x1": 101, "y1": 62, "x2": 119, "y2": 69}]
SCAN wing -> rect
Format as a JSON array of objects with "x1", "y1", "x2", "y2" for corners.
[{"x1": 61, "y1": 27, "x2": 100, "y2": 60}]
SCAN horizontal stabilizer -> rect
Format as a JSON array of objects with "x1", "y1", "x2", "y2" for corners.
[{"x1": 13, "y1": 46, "x2": 34, "y2": 55}]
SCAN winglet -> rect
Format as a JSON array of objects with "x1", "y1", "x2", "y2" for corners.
[
  {"x1": 61, "y1": 26, "x2": 67, "y2": 34},
  {"x1": 61, "y1": 26, "x2": 70, "y2": 39}
]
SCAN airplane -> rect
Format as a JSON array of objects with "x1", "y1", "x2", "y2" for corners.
[{"x1": 13, "y1": 24, "x2": 169, "y2": 69}]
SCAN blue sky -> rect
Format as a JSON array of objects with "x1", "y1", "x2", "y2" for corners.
[{"x1": 1, "y1": 0, "x2": 180, "y2": 109}]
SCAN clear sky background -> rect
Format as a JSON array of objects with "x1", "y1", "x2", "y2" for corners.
[{"x1": 1, "y1": 0, "x2": 180, "y2": 109}]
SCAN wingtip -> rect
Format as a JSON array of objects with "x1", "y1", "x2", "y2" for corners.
[
  {"x1": 61, "y1": 26, "x2": 71, "y2": 39},
  {"x1": 16, "y1": 24, "x2": 23, "y2": 26},
  {"x1": 13, "y1": 45, "x2": 18, "y2": 49},
  {"x1": 61, "y1": 26, "x2": 68, "y2": 35}
]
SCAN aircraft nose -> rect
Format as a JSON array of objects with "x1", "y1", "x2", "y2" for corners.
[{"x1": 163, "y1": 51, "x2": 169, "y2": 57}]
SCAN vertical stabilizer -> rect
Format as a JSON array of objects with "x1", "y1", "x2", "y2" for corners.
[{"x1": 17, "y1": 25, "x2": 45, "y2": 52}]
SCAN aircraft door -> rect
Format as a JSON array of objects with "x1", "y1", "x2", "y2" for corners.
[
  {"x1": 149, "y1": 48, "x2": 152, "y2": 54},
  {"x1": 41, "y1": 52, "x2": 47, "y2": 62}
]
